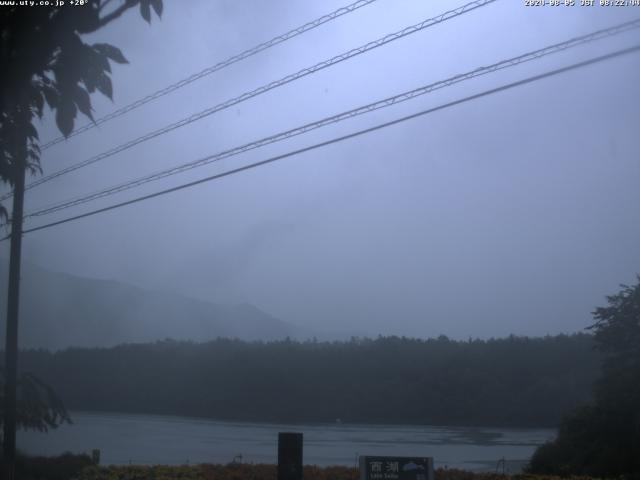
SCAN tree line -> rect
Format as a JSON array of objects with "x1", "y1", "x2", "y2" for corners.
[{"x1": 16, "y1": 333, "x2": 598, "y2": 428}]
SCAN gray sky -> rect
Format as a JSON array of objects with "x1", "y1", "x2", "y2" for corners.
[{"x1": 3, "y1": 0, "x2": 640, "y2": 339}]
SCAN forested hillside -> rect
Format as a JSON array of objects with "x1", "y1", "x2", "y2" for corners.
[{"x1": 18, "y1": 334, "x2": 598, "y2": 427}]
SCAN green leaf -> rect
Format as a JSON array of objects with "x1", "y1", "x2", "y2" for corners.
[
  {"x1": 96, "y1": 73, "x2": 113, "y2": 100},
  {"x1": 92, "y1": 43, "x2": 129, "y2": 64},
  {"x1": 80, "y1": 43, "x2": 110, "y2": 75},
  {"x1": 56, "y1": 99, "x2": 77, "y2": 137},
  {"x1": 42, "y1": 85, "x2": 60, "y2": 108},
  {"x1": 27, "y1": 151, "x2": 43, "y2": 176},
  {"x1": 73, "y1": 84, "x2": 94, "y2": 122},
  {"x1": 81, "y1": 66, "x2": 100, "y2": 93},
  {"x1": 94, "y1": 49, "x2": 111, "y2": 74},
  {"x1": 25, "y1": 123, "x2": 39, "y2": 140},
  {"x1": 32, "y1": 89, "x2": 44, "y2": 118},
  {"x1": 150, "y1": 0, "x2": 163, "y2": 18},
  {"x1": 29, "y1": 143, "x2": 41, "y2": 156},
  {"x1": 140, "y1": 0, "x2": 151, "y2": 23}
]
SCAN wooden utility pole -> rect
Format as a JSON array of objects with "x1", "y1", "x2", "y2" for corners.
[{"x1": 3, "y1": 153, "x2": 26, "y2": 480}]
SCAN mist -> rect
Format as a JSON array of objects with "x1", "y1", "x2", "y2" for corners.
[
  {"x1": 2, "y1": 1, "x2": 635, "y2": 342},
  {"x1": 3, "y1": 1, "x2": 640, "y2": 476}
]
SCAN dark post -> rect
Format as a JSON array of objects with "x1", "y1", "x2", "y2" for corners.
[
  {"x1": 278, "y1": 432, "x2": 303, "y2": 480},
  {"x1": 2, "y1": 159, "x2": 26, "y2": 480}
]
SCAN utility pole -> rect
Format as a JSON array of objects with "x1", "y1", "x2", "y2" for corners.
[{"x1": 3, "y1": 149, "x2": 26, "y2": 480}]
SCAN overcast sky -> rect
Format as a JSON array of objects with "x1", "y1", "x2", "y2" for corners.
[{"x1": 3, "y1": 0, "x2": 639, "y2": 339}]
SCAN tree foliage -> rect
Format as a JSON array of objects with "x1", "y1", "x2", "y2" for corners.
[
  {"x1": 0, "y1": 0, "x2": 162, "y2": 446},
  {"x1": 0, "y1": 0, "x2": 163, "y2": 217},
  {"x1": 0, "y1": 369, "x2": 70, "y2": 433},
  {"x1": 528, "y1": 277, "x2": 640, "y2": 478},
  {"x1": 19, "y1": 333, "x2": 598, "y2": 428},
  {"x1": 590, "y1": 278, "x2": 640, "y2": 414}
]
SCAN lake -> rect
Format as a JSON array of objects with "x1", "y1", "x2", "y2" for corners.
[{"x1": 18, "y1": 411, "x2": 556, "y2": 472}]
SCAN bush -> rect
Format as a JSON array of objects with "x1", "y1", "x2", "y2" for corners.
[
  {"x1": 71, "y1": 464, "x2": 608, "y2": 480},
  {"x1": 13, "y1": 451, "x2": 94, "y2": 480}
]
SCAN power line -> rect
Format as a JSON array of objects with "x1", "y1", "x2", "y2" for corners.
[
  {"x1": 6, "y1": 0, "x2": 496, "y2": 200},
  {"x1": 39, "y1": 0, "x2": 382, "y2": 150},
  {"x1": 6, "y1": 44, "x2": 638, "y2": 241},
  {"x1": 23, "y1": 18, "x2": 640, "y2": 219}
]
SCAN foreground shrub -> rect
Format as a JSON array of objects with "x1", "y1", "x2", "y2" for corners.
[
  {"x1": 14, "y1": 451, "x2": 94, "y2": 480},
  {"x1": 72, "y1": 464, "x2": 606, "y2": 480}
]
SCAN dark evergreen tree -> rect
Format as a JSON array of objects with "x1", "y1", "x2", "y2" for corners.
[{"x1": 528, "y1": 277, "x2": 640, "y2": 477}]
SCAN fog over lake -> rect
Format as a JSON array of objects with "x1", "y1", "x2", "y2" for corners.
[{"x1": 19, "y1": 412, "x2": 555, "y2": 472}]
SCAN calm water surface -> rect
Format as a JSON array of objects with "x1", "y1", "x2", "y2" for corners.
[{"x1": 18, "y1": 412, "x2": 556, "y2": 472}]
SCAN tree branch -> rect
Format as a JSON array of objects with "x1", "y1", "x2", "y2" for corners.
[
  {"x1": 97, "y1": 0, "x2": 137, "y2": 28},
  {"x1": 99, "y1": 0, "x2": 116, "y2": 12}
]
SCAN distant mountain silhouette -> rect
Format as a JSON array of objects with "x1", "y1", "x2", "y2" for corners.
[{"x1": 0, "y1": 260, "x2": 309, "y2": 350}]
